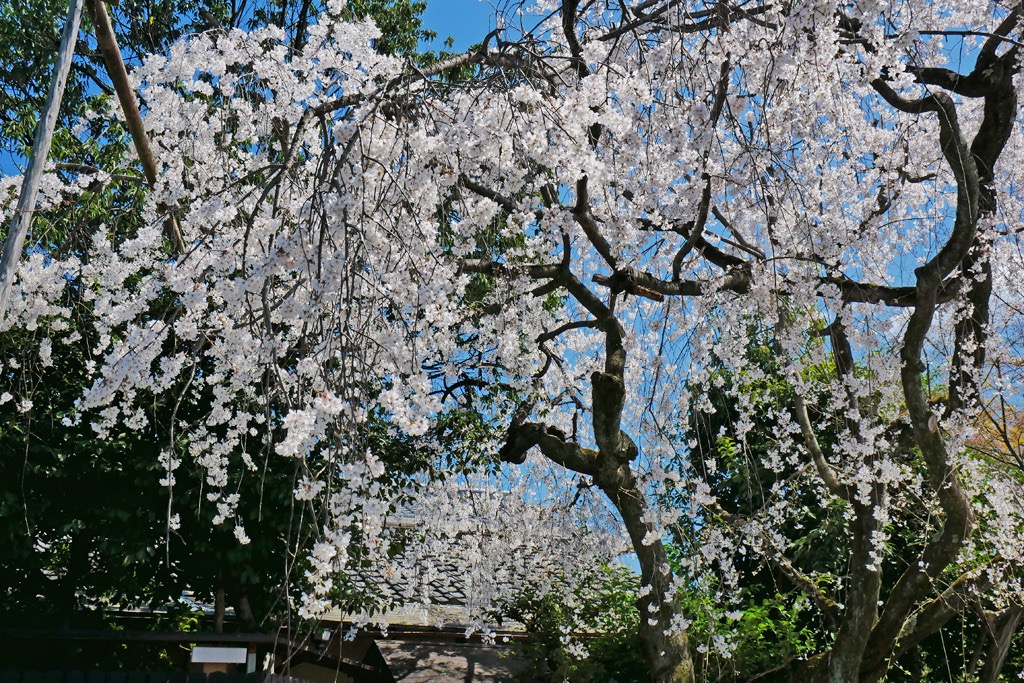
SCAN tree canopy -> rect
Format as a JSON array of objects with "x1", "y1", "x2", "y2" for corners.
[
  {"x1": 3, "y1": 0, "x2": 1024, "y2": 681},
  {"x1": 0, "y1": 0, "x2": 462, "y2": 642}
]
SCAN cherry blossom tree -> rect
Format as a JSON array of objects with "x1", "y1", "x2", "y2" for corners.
[
  {"x1": 4, "y1": 0, "x2": 1024, "y2": 681},
  {"x1": 0, "y1": 0, "x2": 461, "y2": 636}
]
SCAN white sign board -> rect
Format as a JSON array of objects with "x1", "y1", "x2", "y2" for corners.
[{"x1": 191, "y1": 646, "x2": 248, "y2": 664}]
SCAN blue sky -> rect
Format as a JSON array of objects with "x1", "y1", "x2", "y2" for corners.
[{"x1": 421, "y1": 0, "x2": 498, "y2": 50}]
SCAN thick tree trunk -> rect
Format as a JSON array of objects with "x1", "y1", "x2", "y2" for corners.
[
  {"x1": 824, "y1": 503, "x2": 882, "y2": 682},
  {"x1": 498, "y1": 273, "x2": 697, "y2": 682},
  {"x1": 235, "y1": 583, "x2": 257, "y2": 630},
  {"x1": 980, "y1": 605, "x2": 1023, "y2": 683},
  {"x1": 501, "y1": 418, "x2": 696, "y2": 682},
  {"x1": 595, "y1": 457, "x2": 694, "y2": 683},
  {"x1": 214, "y1": 566, "x2": 226, "y2": 632}
]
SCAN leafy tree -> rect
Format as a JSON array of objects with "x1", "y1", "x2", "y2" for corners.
[
  {"x1": 494, "y1": 565, "x2": 647, "y2": 683},
  {"x1": 666, "y1": 330, "x2": 839, "y2": 680}
]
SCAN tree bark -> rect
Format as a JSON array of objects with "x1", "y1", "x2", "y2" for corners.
[
  {"x1": 214, "y1": 565, "x2": 226, "y2": 632},
  {"x1": 594, "y1": 456, "x2": 694, "y2": 683},
  {"x1": 980, "y1": 605, "x2": 1023, "y2": 683},
  {"x1": 235, "y1": 582, "x2": 258, "y2": 630},
  {"x1": 824, "y1": 502, "x2": 882, "y2": 683},
  {"x1": 501, "y1": 418, "x2": 695, "y2": 683}
]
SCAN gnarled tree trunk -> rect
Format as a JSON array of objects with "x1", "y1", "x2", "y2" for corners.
[{"x1": 596, "y1": 458, "x2": 694, "y2": 683}]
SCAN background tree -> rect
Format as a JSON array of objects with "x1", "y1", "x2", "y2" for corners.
[{"x1": 496, "y1": 565, "x2": 649, "y2": 683}]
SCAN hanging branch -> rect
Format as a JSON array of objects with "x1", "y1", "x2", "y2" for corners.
[
  {"x1": 89, "y1": 0, "x2": 185, "y2": 254},
  {"x1": 0, "y1": 0, "x2": 86, "y2": 319}
]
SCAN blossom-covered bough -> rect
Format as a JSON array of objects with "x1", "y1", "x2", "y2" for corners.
[{"x1": 4, "y1": 0, "x2": 1024, "y2": 680}]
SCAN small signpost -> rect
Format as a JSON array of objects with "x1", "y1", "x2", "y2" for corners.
[{"x1": 190, "y1": 645, "x2": 252, "y2": 674}]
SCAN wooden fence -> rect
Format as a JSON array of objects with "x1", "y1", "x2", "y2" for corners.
[{"x1": 0, "y1": 672, "x2": 306, "y2": 683}]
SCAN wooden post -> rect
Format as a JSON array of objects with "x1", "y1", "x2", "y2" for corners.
[
  {"x1": 0, "y1": 0, "x2": 85, "y2": 320},
  {"x1": 90, "y1": 0, "x2": 185, "y2": 253}
]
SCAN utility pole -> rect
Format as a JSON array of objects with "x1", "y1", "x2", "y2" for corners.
[{"x1": 0, "y1": 0, "x2": 85, "y2": 319}]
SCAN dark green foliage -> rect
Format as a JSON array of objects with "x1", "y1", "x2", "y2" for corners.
[
  {"x1": 341, "y1": 0, "x2": 435, "y2": 57},
  {"x1": 0, "y1": 0, "x2": 90, "y2": 156},
  {"x1": 497, "y1": 566, "x2": 648, "y2": 683},
  {"x1": 0, "y1": 315, "x2": 298, "y2": 627},
  {"x1": 666, "y1": 331, "x2": 843, "y2": 680}
]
